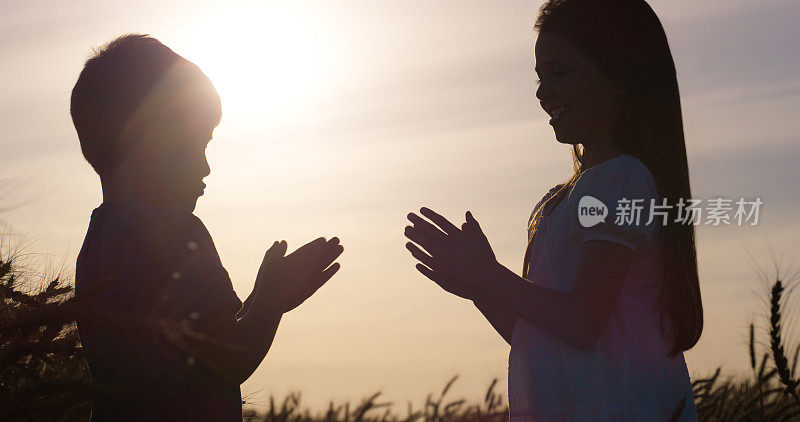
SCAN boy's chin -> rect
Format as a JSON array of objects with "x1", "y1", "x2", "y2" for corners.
[
  {"x1": 185, "y1": 197, "x2": 199, "y2": 212},
  {"x1": 171, "y1": 195, "x2": 199, "y2": 212}
]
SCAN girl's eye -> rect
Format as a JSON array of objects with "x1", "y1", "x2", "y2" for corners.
[{"x1": 535, "y1": 70, "x2": 567, "y2": 85}]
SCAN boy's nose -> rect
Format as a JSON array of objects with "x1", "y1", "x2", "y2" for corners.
[{"x1": 201, "y1": 157, "x2": 211, "y2": 178}]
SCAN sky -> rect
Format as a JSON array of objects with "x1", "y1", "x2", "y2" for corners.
[{"x1": 2, "y1": 0, "x2": 799, "y2": 412}]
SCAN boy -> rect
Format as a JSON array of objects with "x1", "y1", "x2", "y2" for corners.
[{"x1": 70, "y1": 34, "x2": 343, "y2": 421}]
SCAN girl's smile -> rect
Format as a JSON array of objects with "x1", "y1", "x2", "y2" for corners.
[{"x1": 534, "y1": 31, "x2": 625, "y2": 151}]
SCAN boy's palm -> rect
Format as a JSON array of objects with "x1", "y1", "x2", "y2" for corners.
[{"x1": 257, "y1": 238, "x2": 343, "y2": 314}]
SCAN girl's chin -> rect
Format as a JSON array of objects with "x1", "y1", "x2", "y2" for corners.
[{"x1": 553, "y1": 131, "x2": 579, "y2": 145}]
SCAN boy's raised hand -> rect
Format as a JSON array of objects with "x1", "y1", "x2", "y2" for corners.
[{"x1": 256, "y1": 237, "x2": 343, "y2": 314}]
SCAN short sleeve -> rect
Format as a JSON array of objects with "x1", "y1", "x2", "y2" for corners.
[
  {"x1": 566, "y1": 155, "x2": 660, "y2": 252},
  {"x1": 131, "y1": 206, "x2": 243, "y2": 328},
  {"x1": 528, "y1": 183, "x2": 566, "y2": 226}
]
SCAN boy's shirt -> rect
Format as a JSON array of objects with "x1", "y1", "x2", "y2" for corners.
[{"x1": 75, "y1": 199, "x2": 244, "y2": 421}]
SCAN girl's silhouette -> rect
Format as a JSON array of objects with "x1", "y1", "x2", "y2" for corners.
[{"x1": 404, "y1": 0, "x2": 701, "y2": 420}]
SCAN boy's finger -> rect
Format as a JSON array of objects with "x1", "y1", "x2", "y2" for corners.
[
  {"x1": 319, "y1": 244, "x2": 344, "y2": 268},
  {"x1": 263, "y1": 241, "x2": 286, "y2": 260},
  {"x1": 263, "y1": 241, "x2": 278, "y2": 258},
  {"x1": 314, "y1": 262, "x2": 341, "y2": 289},
  {"x1": 289, "y1": 237, "x2": 325, "y2": 261}
]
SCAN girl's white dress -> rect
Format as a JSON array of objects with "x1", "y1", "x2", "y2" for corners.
[{"x1": 508, "y1": 153, "x2": 698, "y2": 421}]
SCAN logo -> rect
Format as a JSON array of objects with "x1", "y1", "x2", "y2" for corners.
[
  {"x1": 578, "y1": 195, "x2": 608, "y2": 227},
  {"x1": 575, "y1": 196, "x2": 762, "y2": 227}
]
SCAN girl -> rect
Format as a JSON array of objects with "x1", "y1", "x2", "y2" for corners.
[{"x1": 403, "y1": 0, "x2": 702, "y2": 420}]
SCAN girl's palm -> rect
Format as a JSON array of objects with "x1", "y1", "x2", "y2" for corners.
[{"x1": 404, "y1": 208, "x2": 498, "y2": 300}]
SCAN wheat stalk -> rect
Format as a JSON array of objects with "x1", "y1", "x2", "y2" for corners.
[{"x1": 769, "y1": 279, "x2": 800, "y2": 406}]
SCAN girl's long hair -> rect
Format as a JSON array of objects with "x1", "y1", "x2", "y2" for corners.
[{"x1": 525, "y1": 0, "x2": 703, "y2": 358}]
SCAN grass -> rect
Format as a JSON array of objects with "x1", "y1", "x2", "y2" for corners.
[
  {"x1": 240, "y1": 376, "x2": 507, "y2": 422},
  {"x1": 1, "y1": 242, "x2": 799, "y2": 420}
]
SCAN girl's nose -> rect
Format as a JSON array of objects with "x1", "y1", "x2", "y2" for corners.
[{"x1": 535, "y1": 81, "x2": 551, "y2": 102}]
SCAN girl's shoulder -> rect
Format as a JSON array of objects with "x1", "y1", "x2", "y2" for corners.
[
  {"x1": 568, "y1": 153, "x2": 658, "y2": 203},
  {"x1": 565, "y1": 153, "x2": 662, "y2": 251},
  {"x1": 528, "y1": 183, "x2": 567, "y2": 224}
]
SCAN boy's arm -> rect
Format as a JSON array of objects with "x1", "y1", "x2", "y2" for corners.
[
  {"x1": 190, "y1": 293, "x2": 282, "y2": 386},
  {"x1": 235, "y1": 287, "x2": 258, "y2": 319},
  {"x1": 189, "y1": 238, "x2": 343, "y2": 385}
]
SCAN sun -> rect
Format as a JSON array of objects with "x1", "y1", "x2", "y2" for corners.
[{"x1": 179, "y1": 2, "x2": 333, "y2": 124}]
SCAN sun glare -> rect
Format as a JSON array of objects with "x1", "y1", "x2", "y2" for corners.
[{"x1": 181, "y1": 2, "x2": 334, "y2": 124}]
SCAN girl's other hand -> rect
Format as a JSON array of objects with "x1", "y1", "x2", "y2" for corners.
[{"x1": 404, "y1": 207, "x2": 499, "y2": 301}]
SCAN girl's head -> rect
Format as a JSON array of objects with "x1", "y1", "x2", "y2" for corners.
[
  {"x1": 529, "y1": 0, "x2": 703, "y2": 357},
  {"x1": 534, "y1": 30, "x2": 626, "y2": 150},
  {"x1": 534, "y1": 0, "x2": 680, "y2": 158}
]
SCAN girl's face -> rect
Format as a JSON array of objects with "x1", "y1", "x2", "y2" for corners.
[{"x1": 534, "y1": 31, "x2": 624, "y2": 149}]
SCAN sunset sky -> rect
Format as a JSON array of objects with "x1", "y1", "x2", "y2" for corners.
[{"x1": 2, "y1": 0, "x2": 799, "y2": 411}]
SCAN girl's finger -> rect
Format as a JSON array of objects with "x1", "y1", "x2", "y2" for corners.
[
  {"x1": 466, "y1": 211, "x2": 482, "y2": 231},
  {"x1": 420, "y1": 207, "x2": 461, "y2": 236},
  {"x1": 407, "y1": 213, "x2": 448, "y2": 244},
  {"x1": 466, "y1": 211, "x2": 488, "y2": 240},
  {"x1": 404, "y1": 226, "x2": 445, "y2": 257},
  {"x1": 405, "y1": 242, "x2": 435, "y2": 268}
]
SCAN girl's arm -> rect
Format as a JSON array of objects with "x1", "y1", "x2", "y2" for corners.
[
  {"x1": 473, "y1": 297, "x2": 516, "y2": 345},
  {"x1": 486, "y1": 240, "x2": 632, "y2": 350},
  {"x1": 405, "y1": 208, "x2": 632, "y2": 351}
]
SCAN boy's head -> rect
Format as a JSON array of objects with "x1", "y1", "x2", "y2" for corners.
[{"x1": 71, "y1": 34, "x2": 221, "y2": 211}]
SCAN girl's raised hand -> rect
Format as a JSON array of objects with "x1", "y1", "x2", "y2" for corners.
[{"x1": 404, "y1": 207, "x2": 500, "y2": 301}]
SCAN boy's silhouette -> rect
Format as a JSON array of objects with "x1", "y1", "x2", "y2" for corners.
[{"x1": 70, "y1": 34, "x2": 343, "y2": 421}]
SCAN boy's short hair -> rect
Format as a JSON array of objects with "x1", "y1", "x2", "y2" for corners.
[{"x1": 70, "y1": 34, "x2": 220, "y2": 177}]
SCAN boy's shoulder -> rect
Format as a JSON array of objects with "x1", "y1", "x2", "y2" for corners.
[
  {"x1": 93, "y1": 199, "x2": 209, "y2": 251},
  {"x1": 77, "y1": 199, "x2": 234, "y2": 315},
  {"x1": 80, "y1": 199, "x2": 216, "y2": 281}
]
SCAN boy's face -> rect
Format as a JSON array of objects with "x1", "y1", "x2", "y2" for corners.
[
  {"x1": 150, "y1": 111, "x2": 215, "y2": 212},
  {"x1": 129, "y1": 62, "x2": 221, "y2": 212}
]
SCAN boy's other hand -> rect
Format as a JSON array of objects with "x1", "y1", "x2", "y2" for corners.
[{"x1": 256, "y1": 237, "x2": 343, "y2": 314}]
